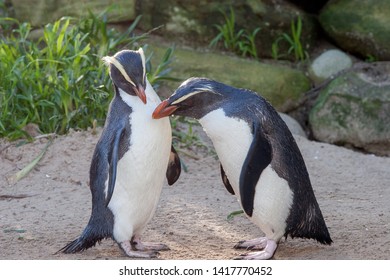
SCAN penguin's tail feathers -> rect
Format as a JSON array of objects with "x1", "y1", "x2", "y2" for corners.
[
  {"x1": 286, "y1": 203, "x2": 333, "y2": 245},
  {"x1": 58, "y1": 225, "x2": 110, "y2": 254},
  {"x1": 310, "y1": 227, "x2": 333, "y2": 245},
  {"x1": 287, "y1": 221, "x2": 333, "y2": 246}
]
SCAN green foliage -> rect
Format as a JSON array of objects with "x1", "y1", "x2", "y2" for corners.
[
  {"x1": 170, "y1": 116, "x2": 205, "y2": 150},
  {"x1": 145, "y1": 44, "x2": 180, "y2": 90},
  {"x1": 365, "y1": 54, "x2": 378, "y2": 62},
  {"x1": 227, "y1": 210, "x2": 244, "y2": 221},
  {"x1": 0, "y1": 13, "x2": 176, "y2": 140},
  {"x1": 272, "y1": 16, "x2": 308, "y2": 62},
  {"x1": 238, "y1": 27, "x2": 260, "y2": 58},
  {"x1": 271, "y1": 37, "x2": 284, "y2": 60},
  {"x1": 210, "y1": 7, "x2": 260, "y2": 58}
]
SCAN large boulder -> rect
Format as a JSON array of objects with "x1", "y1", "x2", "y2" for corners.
[
  {"x1": 319, "y1": 0, "x2": 390, "y2": 61},
  {"x1": 148, "y1": 44, "x2": 311, "y2": 112},
  {"x1": 11, "y1": 0, "x2": 136, "y2": 26},
  {"x1": 309, "y1": 62, "x2": 390, "y2": 156},
  {"x1": 138, "y1": 0, "x2": 319, "y2": 59}
]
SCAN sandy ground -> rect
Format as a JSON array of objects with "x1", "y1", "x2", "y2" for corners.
[{"x1": 0, "y1": 125, "x2": 389, "y2": 260}]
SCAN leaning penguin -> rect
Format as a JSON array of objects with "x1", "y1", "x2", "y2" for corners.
[
  {"x1": 59, "y1": 48, "x2": 181, "y2": 258},
  {"x1": 152, "y1": 77, "x2": 332, "y2": 260}
]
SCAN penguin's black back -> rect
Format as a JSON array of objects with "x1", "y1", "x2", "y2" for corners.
[
  {"x1": 223, "y1": 88, "x2": 332, "y2": 245},
  {"x1": 268, "y1": 111, "x2": 332, "y2": 244}
]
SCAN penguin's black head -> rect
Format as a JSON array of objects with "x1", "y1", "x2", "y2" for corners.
[
  {"x1": 153, "y1": 77, "x2": 224, "y2": 119},
  {"x1": 103, "y1": 48, "x2": 147, "y2": 104}
]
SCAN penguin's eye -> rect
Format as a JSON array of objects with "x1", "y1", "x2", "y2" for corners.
[{"x1": 180, "y1": 98, "x2": 195, "y2": 109}]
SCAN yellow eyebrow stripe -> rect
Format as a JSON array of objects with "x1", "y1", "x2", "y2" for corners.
[
  {"x1": 171, "y1": 85, "x2": 219, "y2": 105},
  {"x1": 171, "y1": 90, "x2": 203, "y2": 105},
  {"x1": 102, "y1": 56, "x2": 136, "y2": 87},
  {"x1": 138, "y1": 47, "x2": 146, "y2": 81}
]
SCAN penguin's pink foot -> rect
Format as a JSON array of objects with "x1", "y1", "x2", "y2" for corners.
[
  {"x1": 131, "y1": 235, "x2": 170, "y2": 251},
  {"x1": 234, "y1": 237, "x2": 268, "y2": 250},
  {"x1": 119, "y1": 240, "x2": 159, "y2": 258},
  {"x1": 234, "y1": 239, "x2": 277, "y2": 260}
]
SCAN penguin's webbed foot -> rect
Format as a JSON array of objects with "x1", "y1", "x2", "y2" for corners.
[
  {"x1": 131, "y1": 235, "x2": 170, "y2": 251},
  {"x1": 119, "y1": 241, "x2": 159, "y2": 259},
  {"x1": 233, "y1": 238, "x2": 277, "y2": 260},
  {"x1": 133, "y1": 241, "x2": 170, "y2": 251},
  {"x1": 234, "y1": 237, "x2": 268, "y2": 250}
]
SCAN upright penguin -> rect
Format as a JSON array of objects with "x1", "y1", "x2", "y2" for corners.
[
  {"x1": 152, "y1": 77, "x2": 332, "y2": 260},
  {"x1": 60, "y1": 48, "x2": 181, "y2": 258}
]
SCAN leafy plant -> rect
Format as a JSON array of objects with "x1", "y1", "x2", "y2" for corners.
[
  {"x1": 365, "y1": 54, "x2": 377, "y2": 62},
  {"x1": 237, "y1": 27, "x2": 261, "y2": 58},
  {"x1": 210, "y1": 7, "x2": 260, "y2": 58},
  {"x1": 0, "y1": 13, "x2": 176, "y2": 140},
  {"x1": 210, "y1": 7, "x2": 240, "y2": 51},
  {"x1": 145, "y1": 44, "x2": 180, "y2": 90},
  {"x1": 273, "y1": 16, "x2": 308, "y2": 62},
  {"x1": 271, "y1": 37, "x2": 284, "y2": 60},
  {"x1": 170, "y1": 117, "x2": 203, "y2": 149}
]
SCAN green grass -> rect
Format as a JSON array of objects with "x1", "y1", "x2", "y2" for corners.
[
  {"x1": 210, "y1": 8, "x2": 309, "y2": 62},
  {"x1": 209, "y1": 7, "x2": 259, "y2": 59},
  {"x1": 0, "y1": 13, "x2": 176, "y2": 140},
  {"x1": 272, "y1": 16, "x2": 308, "y2": 62}
]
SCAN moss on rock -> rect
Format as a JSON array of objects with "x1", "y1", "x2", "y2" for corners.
[
  {"x1": 319, "y1": 0, "x2": 390, "y2": 60},
  {"x1": 309, "y1": 63, "x2": 390, "y2": 155}
]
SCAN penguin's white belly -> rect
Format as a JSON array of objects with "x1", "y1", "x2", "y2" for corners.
[
  {"x1": 108, "y1": 91, "x2": 171, "y2": 243},
  {"x1": 200, "y1": 108, "x2": 293, "y2": 241}
]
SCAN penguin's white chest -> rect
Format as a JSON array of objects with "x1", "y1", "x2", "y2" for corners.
[
  {"x1": 108, "y1": 89, "x2": 171, "y2": 242},
  {"x1": 199, "y1": 108, "x2": 293, "y2": 240},
  {"x1": 199, "y1": 109, "x2": 252, "y2": 187}
]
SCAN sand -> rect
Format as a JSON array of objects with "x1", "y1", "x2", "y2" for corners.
[{"x1": 0, "y1": 125, "x2": 389, "y2": 260}]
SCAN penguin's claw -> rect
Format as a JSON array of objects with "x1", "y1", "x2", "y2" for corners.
[
  {"x1": 234, "y1": 237, "x2": 268, "y2": 250},
  {"x1": 233, "y1": 239, "x2": 277, "y2": 260},
  {"x1": 234, "y1": 251, "x2": 273, "y2": 260}
]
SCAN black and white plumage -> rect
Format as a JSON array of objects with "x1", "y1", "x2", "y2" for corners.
[
  {"x1": 152, "y1": 77, "x2": 332, "y2": 259},
  {"x1": 59, "y1": 48, "x2": 181, "y2": 258}
]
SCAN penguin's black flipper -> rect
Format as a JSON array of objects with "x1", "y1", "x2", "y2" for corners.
[
  {"x1": 166, "y1": 145, "x2": 181, "y2": 185},
  {"x1": 106, "y1": 120, "x2": 127, "y2": 206},
  {"x1": 239, "y1": 121, "x2": 272, "y2": 217},
  {"x1": 220, "y1": 164, "x2": 235, "y2": 195}
]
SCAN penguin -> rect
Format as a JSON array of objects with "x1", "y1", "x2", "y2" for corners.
[
  {"x1": 152, "y1": 77, "x2": 332, "y2": 260},
  {"x1": 59, "y1": 48, "x2": 181, "y2": 258}
]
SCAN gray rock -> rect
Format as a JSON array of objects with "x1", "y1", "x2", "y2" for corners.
[
  {"x1": 319, "y1": 0, "x2": 390, "y2": 61},
  {"x1": 309, "y1": 62, "x2": 390, "y2": 156},
  {"x1": 309, "y1": 49, "x2": 353, "y2": 83},
  {"x1": 11, "y1": 0, "x2": 136, "y2": 26}
]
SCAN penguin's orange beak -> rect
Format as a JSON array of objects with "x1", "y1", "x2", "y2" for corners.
[
  {"x1": 134, "y1": 85, "x2": 147, "y2": 104},
  {"x1": 152, "y1": 100, "x2": 178, "y2": 119}
]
